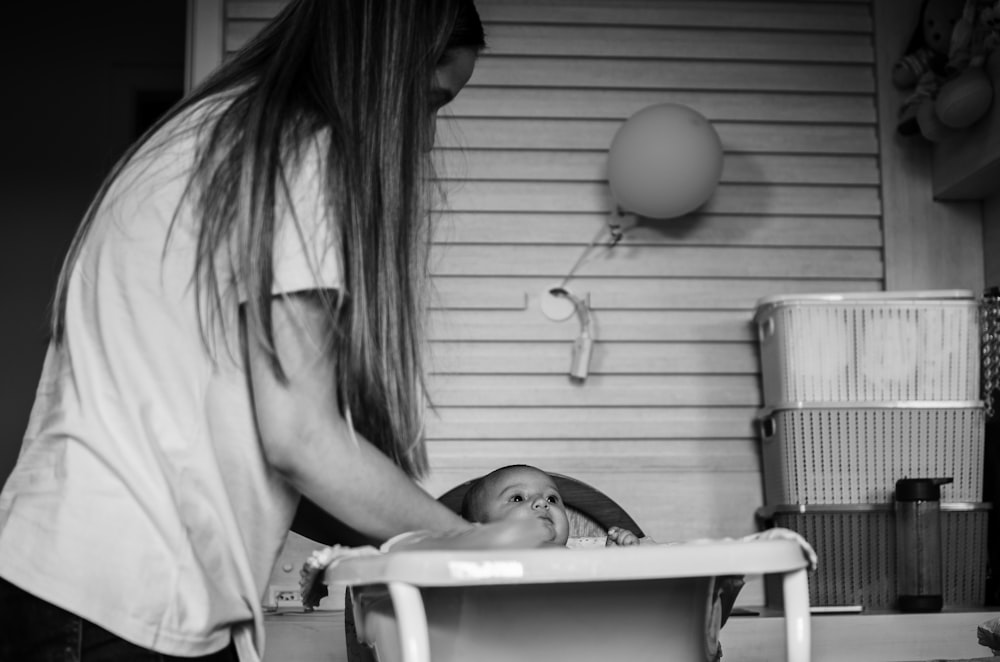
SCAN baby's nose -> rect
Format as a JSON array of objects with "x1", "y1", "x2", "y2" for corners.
[{"x1": 531, "y1": 497, "x2": 548, "y2": 509}]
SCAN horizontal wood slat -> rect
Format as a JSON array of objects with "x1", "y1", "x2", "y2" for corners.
[
  {"x1": 432, "y1": 213, "x2": 883, "y2": 247},
  {"x1": 430, "y1": 244, "x2": 884, "y2": 278},
  {"x1": 227, "y1": 18, "x2": 875, "y2": 62},
  {"x1": 427, "y1": 341, "x2": 761, "y2": 374},
  {"x1": 427, "y1": 374, "x2": 762, "y2": 406},
  {"x1": 436, "y1": 151, "x2": 880, "y2": 185},
  {"x1": 437, "y1": 181, "x2": 883, "y2": 216},
  {"x1": 448, "y1": 88, "x2": 877, "y2": 123},
  {"x1": 469, "y1": 57, "x2": 873, "y2": 93},
  {"x1": 476, "y1": 1, "x2": 872, "y2": 32},
  {"x1": 428, "y1": 309, "x2": 758, "y2": 342},
  {"x1": 425, "y1": 406, "x2": 759, "y2": 439},
  {"x1": 478, "y1": 24, "x2": 874, "y2": 62},
  {"x1": 227, "y1": 1, "x2": 872, "y2": 32},
  {"x1": 428, "y1": 276, "x2": 881, "y2": 310},
  {"x1": 435, "y1": 118, "x2": 879, "y2": 154},
  {"x1": 425, "y1": 438, "x2": 761, "y2": 472}
]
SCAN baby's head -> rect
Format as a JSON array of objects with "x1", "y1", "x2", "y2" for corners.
[{"x1": 460, "y1": 464, "x2": 570, "y2": 545}]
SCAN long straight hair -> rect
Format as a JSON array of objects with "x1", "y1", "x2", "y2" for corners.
[{"x1": 51, "y1": 0, "x2": 485, "y2": 478}]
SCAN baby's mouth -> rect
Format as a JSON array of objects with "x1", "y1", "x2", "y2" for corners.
[{"x1": 533, "y1": 514, "x2": 556, "y2": 541}]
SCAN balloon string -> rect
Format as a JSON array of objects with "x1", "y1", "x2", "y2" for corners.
[
  {"x1": 607, "y1": 206, "x2": 629, "y2": 245},
  {"x1": 555, "y1": 221, "x2": 614, "y2": 291},
  {"x1": 555, "y1": 209, "x2": 630, "y2": 289}
]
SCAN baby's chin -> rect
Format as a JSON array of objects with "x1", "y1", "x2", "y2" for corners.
[
  {"x1": 539, "y1": 520, "x2": 557, "y2": 541},
  {"x1": 545, "y1": 525, "x2": 569, "y2": 546}
]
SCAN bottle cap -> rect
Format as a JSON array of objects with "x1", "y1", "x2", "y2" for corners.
[{"x1": 895, "y1": 477, "x2": 953, "y2": 502}]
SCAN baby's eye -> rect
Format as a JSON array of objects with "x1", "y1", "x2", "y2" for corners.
[
  {"x1": 547, "y1": 495, "x2": 560, "y2": 504},
  {"x1": 509, "y1": 495, "x2": 523, "y2": 503}
]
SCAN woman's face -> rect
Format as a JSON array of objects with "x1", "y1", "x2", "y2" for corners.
[{"x1": 427, "y1": 46, "x2": 477, "y2": 149}]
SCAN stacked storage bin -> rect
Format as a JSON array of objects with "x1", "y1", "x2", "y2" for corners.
[{"x1": 753, "y1": 290, "x2": 988, "y2": 609}]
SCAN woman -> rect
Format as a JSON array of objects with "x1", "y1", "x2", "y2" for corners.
[{"x1": 0, "y1": 1, "x2": 548, "y2": 660}]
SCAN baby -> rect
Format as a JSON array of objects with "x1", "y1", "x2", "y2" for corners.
[
  {"x1": 459, "y1": 464, "x2": 817, "y2": 569},
  {"x1": 460, "y1": 464, "x2": 643, "y2": 546},
  {"x1": 302, "y1": 463, "x2": 814, "y2": 625}
]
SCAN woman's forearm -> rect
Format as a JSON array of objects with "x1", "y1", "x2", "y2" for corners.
[
  {"x1": 245, "y1": 292, "x2": 470, "y2": 541},
  {"x1": 278, "y1": 421, "x2": 471, "y2": 541}
]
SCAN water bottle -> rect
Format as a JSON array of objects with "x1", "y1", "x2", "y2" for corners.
[{"x1": 895, "y1": 477, "x2": 952, "y2": 612}]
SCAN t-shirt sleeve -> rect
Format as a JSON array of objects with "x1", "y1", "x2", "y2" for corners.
[{"x1": 247, "y1": 134, "x2": 342, "y2": 301}]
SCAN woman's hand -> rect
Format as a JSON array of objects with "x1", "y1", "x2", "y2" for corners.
[{"x1": 385, "y1": 518, "x2": 553, "y2": 552}]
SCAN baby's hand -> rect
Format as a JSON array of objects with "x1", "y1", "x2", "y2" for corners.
[{"x1": 605, "y1": 526, "x2": 642, "y2": 546}]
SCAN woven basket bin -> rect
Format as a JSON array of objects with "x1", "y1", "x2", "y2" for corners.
[
  {"x1": 754, "y1": 291, "x2": 980, "y2": 404},
  {"x1": 759, "y1": 503, "x2": 989, "y2": 610},
  {"x1": 758, "y1": 403, "x2": 985, "y2": 505}
]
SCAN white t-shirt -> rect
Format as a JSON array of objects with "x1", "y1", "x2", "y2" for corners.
[{"x1": 0, "y1": 99, "x2": 340, "y2": 660}]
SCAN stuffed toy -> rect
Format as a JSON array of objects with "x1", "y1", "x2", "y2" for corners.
[
  {"x1": 898, "y1": 0, "x2": 997, "y2": 139},
  {"x1": 935, "y1": 0, "x2": 995, "y2": 129},
  {"x1": 893, "y1": 0, "x2": 963, "y2": 90},
  {"x1": 945, "y1": 0, "x2": 995, "y2": 71},
  {"x1": 982, "y1": 1, "x2": 1000, "y2": 66},
  {"x1": 896, "y1": 0, "x2": 964, "y2": 137}
]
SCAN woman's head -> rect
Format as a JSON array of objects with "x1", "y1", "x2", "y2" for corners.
[{"x1": 188, "y1": 0, "x2": 485, "y2": 165}]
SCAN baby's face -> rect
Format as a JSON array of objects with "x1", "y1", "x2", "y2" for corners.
[{"x1": 480, "y1": 467, "x2": 570, "y2": 545}]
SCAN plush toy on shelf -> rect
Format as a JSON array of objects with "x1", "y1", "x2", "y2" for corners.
[
  {"x1": 945, "y1": 0, "x2": 995, "y2": 71},
  {"x1": 982, "y1": 1, "x2": 1000, "y2": 77},
  {"x1": 893, "y1": 0, "x2": 960, "y2": 90},
  {"x1": 933, "y1": 0, "x2": 995, "y2": 129},
  {"x1": 895, "y1": 0, "x2": 964, "y2": 138},
  {"x1": 896, "y1": 0, "x2": 997, "y2": 141}
]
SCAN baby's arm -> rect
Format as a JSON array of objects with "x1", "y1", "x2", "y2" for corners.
[{"x1": 605, "y1": 526, "x2": 655, "y2": 546}]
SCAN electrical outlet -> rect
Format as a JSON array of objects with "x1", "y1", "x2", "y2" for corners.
[{"x1": 267, "y1": 585, "x2": 303, "y2": 610}]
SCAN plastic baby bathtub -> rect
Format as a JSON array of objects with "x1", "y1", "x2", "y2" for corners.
[{"x1": 326, "y1": 538, "x2": 811, "y2": 662}]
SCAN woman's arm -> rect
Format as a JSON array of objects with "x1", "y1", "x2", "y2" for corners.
[{"x1": 244, "y1": 290, "x2": 471, "y2": 542}]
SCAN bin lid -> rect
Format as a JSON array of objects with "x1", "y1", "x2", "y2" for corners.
[
  {"x1": 756, "y1": 401, "x2": 984, "y2": 416},
  {"x1": 753, "y1": 289, "x2": 974, "y2": 321}
]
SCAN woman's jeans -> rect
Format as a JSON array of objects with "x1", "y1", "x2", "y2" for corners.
[{"x1": 0, "y1": 577, "x2": 238, "y2": 662}]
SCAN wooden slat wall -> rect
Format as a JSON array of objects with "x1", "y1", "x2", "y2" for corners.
[{"x1": 226, "y1": 1, "x2": 882, "y2": 552}]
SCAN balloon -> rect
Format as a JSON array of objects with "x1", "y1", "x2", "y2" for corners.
[{"x1": 607, "y1": 103, "x2": 724, "y2": 219}]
